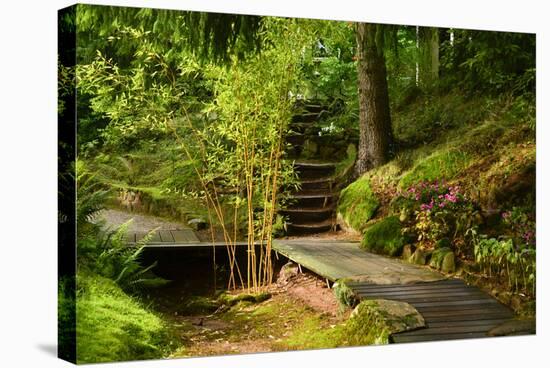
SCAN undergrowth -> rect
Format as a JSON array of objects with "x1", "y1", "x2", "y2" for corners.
[{"x1": 76, "y1": 273, "x2": 176, "y2": 364}]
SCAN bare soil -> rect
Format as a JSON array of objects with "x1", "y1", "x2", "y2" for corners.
[{"x1": 159, "y1": 270, "x2": 343, "y2": 358}]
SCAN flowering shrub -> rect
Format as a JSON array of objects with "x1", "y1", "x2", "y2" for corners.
[{"x1": 397, "y1": 181, "x2": 476, "y2": 248}]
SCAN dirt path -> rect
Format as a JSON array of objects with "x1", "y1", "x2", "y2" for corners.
[{"x1": 97, "y1": 208, "x2": 188, "y2": 232}]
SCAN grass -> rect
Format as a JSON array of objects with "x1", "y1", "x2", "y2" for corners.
[
  {"x1": 399, "y1": 148, "x2": 472, "y2": 188},
  {"x1": 337, "y1": 175, "x2": 380, "y2": 232},
  {"x1": 76, "y1": 273, "x2": 175, "y2": 364},
  {"x1": 361, "y1": 216, "x2": 406, "y2": 256}
]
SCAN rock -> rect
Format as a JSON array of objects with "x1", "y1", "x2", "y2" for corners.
[
  {"x1": 428, "y1": 247, "x2": 455, "y2": 273},
  {"x1": 187, "y1": 218, "x2": 207, "y2": 231},
  {"x1": 277, "y1": 262, "x2": 299, "y2": 285},
  {"x1": 333, "y1": 279, "x2": 358, "y2": 309},
  {"x1": 409, "y1": 248, "x2": 428, "y2": 265},
  {"x1": 498, "y1": 291, "x2": 512, "y2": 305},
  {"x1": 319, "y1": 145, "x2": 336, "y2": 159},
  {"x1": 510, "y1": 294, "x2": 523, "y2": 311},
  {"x1": 441, "y1": 252, "x2": 456, "y2": 273},
  {"x1": 402, "y1": 244, "x2": 415, "y2": 261},
  {"x1": 350, "y1": 299, "x2": 425, "y2": 337},
  {"x1": 487, "y1": 318, "x2": 536, "y2": 336},
  {"x1": 302, "y1": 139, "x2": 318, "y2": 158}
]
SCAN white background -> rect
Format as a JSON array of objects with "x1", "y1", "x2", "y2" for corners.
[{"x1": 0, "y1": 0, "x2": 547, "y2": 367}]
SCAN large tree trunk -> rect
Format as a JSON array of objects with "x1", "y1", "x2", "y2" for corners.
[
  {"x1": 355, "y1": 23, "x2": 393, "y2": 176},
  {"x1": 418, "y1": 27, "x2": 439, "y2": 87}
]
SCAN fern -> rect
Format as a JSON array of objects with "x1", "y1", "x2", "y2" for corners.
[{"x1": 95, "y1": 221, "x2": 169, "y2": 292}]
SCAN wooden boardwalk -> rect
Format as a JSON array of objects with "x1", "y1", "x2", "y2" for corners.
[
  {"x1": 347, "y1": 279, "x2": 514, "y2": 343},
  {"x1": 272, "y1": 239, "x2": 519, "y2": 343},
  {"x1": 272, "y1": 240, "x2": 444, "y2": 283}
]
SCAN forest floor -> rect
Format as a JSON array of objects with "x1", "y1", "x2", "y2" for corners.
[
  {"x1": 100, "y1": 209, "x2": 351, "y2": 356},
  {"x1": 159, "y1": 271, "x2": 346, "y2": 358}
]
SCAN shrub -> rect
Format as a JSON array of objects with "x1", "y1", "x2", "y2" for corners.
[
  {"x1": 338, "y1": 175, "x2": 380, "y2": 232},
  {"x1": 361, "y1": 216, "x2": 406, "y2": 256},
  {"x1": 397, "y1": 181, "x2": 477, "y2": 249}
]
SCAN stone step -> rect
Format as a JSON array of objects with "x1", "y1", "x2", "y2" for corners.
[
  {"x1": 299, "y1": 176, "x2": 335, "y2": 191},
  {"x1": 288, "y1": 194, "x2": 336, "y2": 209},
  {"x1": 292, "y1": 112, "x2": 320, "y2": 123},
  {"x1": 285, "y1": 219, "x2": 337, "y2": 235},
  {"x1": 280, "y1": 206, "x2": 335, "y2": 223},
  {"x1": 294, "y1": 161, "x2": 336, "y2": 179}
]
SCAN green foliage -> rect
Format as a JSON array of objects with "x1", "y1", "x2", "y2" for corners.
[
  {"x1": 76, "y1": 160, "x2": 109, "y2": 231},
  {"x1": 399, "y1": 149, "x2": 471, "y2": 188},
  {"x1": 76, "y1": 273, "x2": 173, "y2": 364},
  {"x1": 470, "y1": 228, "x2": 535, "y2": 297},
  {"x1": 440, "y1": 29, "x2": 535, "y2": 94},
  {"x1": 58, "y1": 276, "x2": 76, "y2": 362},
  {"x1": 397, "y1": 181, "x2": 477, "y2": 249},
  {"x1": 338, "y1": 175, "x2": 379, "y2": 232},
  {"x1": 333, "y1": 279, "x2": 358, "y2": 310},
  {"x1": 361, "y1": 216, "x2": 405, "y2": 256},
  {"x1": 94, "y1": 222, "x2": 169, "y2": 293}
]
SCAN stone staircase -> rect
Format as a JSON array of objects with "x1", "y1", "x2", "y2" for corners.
[{"x1": 282, "y1": 101, "x2": 340, "y2": 235}]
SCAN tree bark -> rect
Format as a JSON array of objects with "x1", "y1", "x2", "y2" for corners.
[
  {"x1": 355, "y1": 23, "x2": 393, "y2": 176},
  {"x1": 418, "y1": 27, "x2": 439, "y2": 87}
]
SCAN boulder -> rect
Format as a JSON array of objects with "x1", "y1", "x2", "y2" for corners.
[
  {"x1": 441, "y1": 252, "x2": 456, "y2": 273},
  {"x1": 409, "y1": 248, "x2": 429, "y2": 265},
  {"x1": 429, "y1": 247, "x2": 455, "y2": 273},
  {"x1": 277, "y1": 262, "x2": 299, "y2": 285},
  {"x1": 346, "y1": 299, "x2": 425, "y2": 345}
]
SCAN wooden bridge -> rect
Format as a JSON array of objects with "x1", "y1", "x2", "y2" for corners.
[{"x1": 272, "y1": 239, "x2": 524, "y2": 344}]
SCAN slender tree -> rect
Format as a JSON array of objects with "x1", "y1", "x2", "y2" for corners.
[
  {"x1": 354, "y1": 23, "x2": 393, "y2": 175},
  {"x1": 417, "y1": 26, "x2": 440, "y2": 87}
]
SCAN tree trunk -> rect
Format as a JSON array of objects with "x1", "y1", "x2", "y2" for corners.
[
  {"x1": 418, "y1": 27, "x2": 439, "y2": 87},
  {"x1": 355, "y1": 23, "x2": 393, "y2": 176}
]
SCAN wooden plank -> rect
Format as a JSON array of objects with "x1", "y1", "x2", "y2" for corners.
[
  {"x1": 357, "y1": 293, "x2": 491, "y2": 304},
  {"x1": 149, "y1": 231, "x2": 162, "y2": 243},
  {"x1": 399, "y1": 324, "x2": 502, "y2": 336},
  {"x1": 125, "y1": 232, "x2": 136, "y2": 244},
  {"x1": 392, "y1": 332, "x2": 489, "y2": 343},
  {"x1": 419, "y1": 307, "x2": 512, "y2": 318},
  {"x1": 355, "y1": 289, "x2": 487, "y2": 299},
  {"x1": 410, "y1": 299, "x2": 500, "y2": 308},
  {"x1": 158, "y1": 230, "x2": 175, "y2": 243},
  {"x1": 171, "y1": 229, "x2": 199, "y2": 243},
  {"x1": 134, "y1": 231, "x2": 148, "y2": 243},
  {"x1": 428, "y1": 319, "x2": 510, "y2": 328},
  {"x1": 423, "y1": 313, "x2": 513, "y2": 323},
  {"x1": 415, "y1": 304, "x2": 507, "y2": 314},
  {"x1": 350, "y1": 282, "x2": 468, "y2": 292}
]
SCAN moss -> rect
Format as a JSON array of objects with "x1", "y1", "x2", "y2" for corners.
[
  {"x1": 333, "y1": 279, "x2": 358, "y2": 310},
  {"x1": 334, "y1": 143, "x2": 357, "y2": 179},
  {"x1": 218, "y1": 292, "x2": 271, "y2": 307},
  {"x1": 361, "y1": 216, "x2": 406, "y2": 256},
  {"x1": 181, "y1": 296, "x2": 220, "y2": 315},
  {"x1": 76, "y1": 273, "x2": 174, "y2": 364},
  {"x1": 399, "y1": 149, "x2": 472, "y2": 188},
  {"x1": 338, "y1": 175, "x2": 380, "y2": 232}
]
